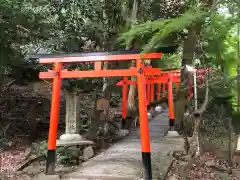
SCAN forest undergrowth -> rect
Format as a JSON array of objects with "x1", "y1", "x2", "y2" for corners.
[
  {"x1": 167, "y1": 96, "x2": 240, "y2": 180},
  {"x1": 0, "y1": 81, "x2": 122, "y2": 180}
]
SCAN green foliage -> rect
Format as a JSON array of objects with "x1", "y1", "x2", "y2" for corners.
[
  {"x1": 118, "y1": 19, "x2": 171, "y2": 46},
  {"x1": 200, "y1": 13, "x2": 238, "y2": 72},
  {"x1": 32, "y1": 141, "x2": 48, "y2": 157},
  {"x1": 207, "y1": 70, "x2": 232, "y2": 97},
  {"x1": 0, "y1": 0, "x2": 130, "y2": 87},
  {"x1": 32, "y1": 141, "x2": 80, "y2": 164},
  {"x1": 152, "y1": 53, "x2": 181, "y2": 69},
  {"x1": 0, "y1": 0, "x2": 52, "y2": 78},
  {"x1": 118, "y1": 7, "x2": 208, "y2": 52},
  {"x1": 144, "y1": 8, "x2": 207, "y2": 52}
]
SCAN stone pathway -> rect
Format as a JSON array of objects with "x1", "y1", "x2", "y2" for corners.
[{"x1": 49, "y1": 109, "x2": 184, "y2": 180}]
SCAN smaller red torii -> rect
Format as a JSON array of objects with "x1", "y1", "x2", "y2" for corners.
[
  {"x1": 116, "y1": 66, "x2": 210, "y2": 129},
  {"x1": 116, "y1": 67, "x2": 176, "y2": 130}
]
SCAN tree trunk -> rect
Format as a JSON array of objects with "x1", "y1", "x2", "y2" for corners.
[
  {"x1": 176, "y1": 23, "x2": 202, "y2": 130},
  {"x1": 101, "y1": 0, "x2": 110, "y2": 99},
  {"x1": 177, "y1": 0, "x2": 216, "y2": 131},
  {"x1": 181, "y1": 24, "x2": 201, "y2": 67},
  {"x1": 127, "y1": 61, "x2": 137, "y2": 117},
  {"x1": 124, "y1": 0, "x2": 139, "y2": 129},
  {"x1": 181, "y1": 0, "x2": 216, "y2": 72}
]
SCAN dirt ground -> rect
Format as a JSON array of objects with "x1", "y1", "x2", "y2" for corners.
[{"x1": 167, "y1": 151, "x2": 240, "y2": 180}]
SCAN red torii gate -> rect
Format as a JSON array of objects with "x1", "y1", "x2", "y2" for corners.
[
  {"x1": 116, "y1": 67, "x2": 177, "y2": 130},
  {"x1": 117, "y1": 67, "x2": 209, "y2": 104},
  {"x1": 116, "y1": 66, "x2": 210, "y2": 130},
  {"x1": 36, "y1": 51, "x2": 163, "y2": 179}
]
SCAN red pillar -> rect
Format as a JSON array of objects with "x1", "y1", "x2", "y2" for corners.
[
  {"x1": 46, "y1": 62, "x2": 62, "y2": 175},
  {"x1": 150, "y1": 81, "x2": 154, "y2": 102},
  {"x1": 163, "y1": 83, "x2": 166, "y2": 97},
  {"x1": 168, "y1": 75, "x2": 175, "y2": 130},
  {"x1": 147, "y1": 78, "x2": 151, "y2": 102},
  {"x1": 157, "y1": 83, "x2": 161, "y2": 100},
  {"x1": 145, "y1": 83, "x2": 149, "y2": 105},
  {"x1": 121, "y1": 77, "x2": 128, "y2": 129},
  {"x1": 136, "y1": 60, "x2": 152, "y2": 179}
]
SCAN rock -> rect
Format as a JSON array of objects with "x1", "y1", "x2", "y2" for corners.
[
  {"x1": 165, "y1": 131, "x2": 179, "y2": 137},
  {"x1": 210, "y1": 172, "x2": 215, "y2": 178},
  {"x1": 205, "y1": 160, "x2": 215, "y2": 167},
  {"x1": 232, "y1": 169, "x2": 240, "y2": 177},
  {"x1": 233, "y1": 155, "x2": 240, "y2": 165},
  {"x1": 155, "y1": 106, "x2": 163, "y2": 113},
  {"x1": 206, "y1": 167, "x2": 211, "y2": 173},
  {"x1": 116, "y1": 129, "x2": 130, "y2": 138},
  {"x1": 55, "y1": 166, "x2": 75, "y2": 173},
  {"x1": 27, "y1": 167, "x2": 42, "y2": 175},
  {"x1": 14, "y1": 171, "x2": 24, "y2": 175},
  {"x1": 22, "y1": 165, "x2": 33, "y2": 173},
  {"x1": 168, "y1": 174, "x2": 178, "y2": 180},
  {"x1": 184, "y1": 111, "x2": 189, "y2": 116},
  {"x1": 148, "y1": 112, "x2": 153, "y2": 120},
  {"x1": 83, "y1": 146, "x2": 94, "y2": 161},
  {"x1": 196, "y1": 171, "x2": 202, "y2": 177},
  {"x1": 161, "y1": 103, "x2": 168, "y2": 109},
  {"x1": 149, "y1": 108, "x2": 156, "y2": 116}
]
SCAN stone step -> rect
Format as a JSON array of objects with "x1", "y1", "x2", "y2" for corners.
[{"x1": 56, "y1": 139, "x2": 94, "y2": 147}]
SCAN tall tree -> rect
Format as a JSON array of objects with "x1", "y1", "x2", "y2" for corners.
[
  {"x1": 125, "y1": 0, "x2": 140, "y2": 129},
  {"x1": 181, "y1": 0, "x2": 217, "y2": 68}
]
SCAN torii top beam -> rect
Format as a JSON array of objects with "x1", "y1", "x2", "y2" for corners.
[
  {"x1": 31, "y1": 50, "x2": 162, "y2": 64},
  {"x1": 33, "y1": 51, "x2": 163, "y2": 79}
]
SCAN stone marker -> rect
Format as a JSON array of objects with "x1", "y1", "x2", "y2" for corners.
[{"x1": 58, "y1": 91, "x2": 93, "y2": 146}]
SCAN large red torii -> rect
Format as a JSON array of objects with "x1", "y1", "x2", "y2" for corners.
[{"x1": 34, "y1": 51, "x2": 163, "y2": 179}]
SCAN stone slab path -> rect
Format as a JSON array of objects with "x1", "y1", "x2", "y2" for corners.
[{"x1": 55, "y1": 109, "x2": 184, "y2": 180}]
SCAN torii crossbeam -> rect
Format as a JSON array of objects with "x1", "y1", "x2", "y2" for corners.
[{"x1": 34, "y1": 51, "x2": 163, "y2": 179}]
